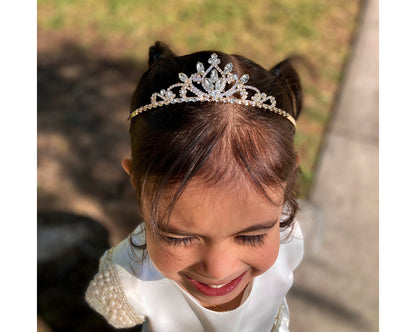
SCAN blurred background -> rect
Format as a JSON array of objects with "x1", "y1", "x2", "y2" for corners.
[{"x1": 37, "y1": 0, "x2": 378, "y2": 331}]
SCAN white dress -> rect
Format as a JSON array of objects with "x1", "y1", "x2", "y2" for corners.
[{"x1": 86, "y1": 221, "x2": 303, "y2": 332}]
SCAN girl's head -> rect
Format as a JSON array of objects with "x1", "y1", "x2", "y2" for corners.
[{"x1": 122, "y1": 41, "x2": 302, "y2": 310}]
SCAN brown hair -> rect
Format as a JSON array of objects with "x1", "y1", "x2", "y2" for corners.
[{"x1": 129, "y1": 41, "x2": 302, "y2": 240}]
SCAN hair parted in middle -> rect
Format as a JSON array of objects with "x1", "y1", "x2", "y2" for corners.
[{"x1": 128, "y1": 41, "x2": 303, "y2": 241}]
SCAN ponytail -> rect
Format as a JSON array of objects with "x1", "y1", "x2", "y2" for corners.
[
  {"x1": 270, "y1": 58, "x2": 303, "y2": 120},
  {"x1": 131, "y1": 41, "x2": 178, "y2": 111},
  {"x1": 148, "y1": 41, "x2": 177, "y2": 67}
]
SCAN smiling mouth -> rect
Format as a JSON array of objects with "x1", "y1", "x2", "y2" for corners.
[{"x1": 185, "y1": 271, "x2": 247, "y2": 297}]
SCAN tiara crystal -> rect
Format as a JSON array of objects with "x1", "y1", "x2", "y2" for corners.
[{"x1": 129, "y1": 53, "x2": 296, "y2": 127}]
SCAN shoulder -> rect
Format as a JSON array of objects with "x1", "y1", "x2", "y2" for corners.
[
  {"x1": 271, "y1": 298, "x2": 291, "y2": 332},
  {"x1": 279, "y1": 220, "x2": 304, "y2": 273},
  {"x1": 85, "y1": 245, "x2": 146, "y2": 328}
]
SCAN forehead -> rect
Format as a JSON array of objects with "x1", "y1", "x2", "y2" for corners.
[{"x1": 160, "y1": 179, "x2": 284, "y2": 232}]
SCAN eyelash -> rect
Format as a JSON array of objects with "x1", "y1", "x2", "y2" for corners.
[
  {"x1": 163, "y1": 236, "x2": 196, "y2": 247},
  {"x1": 163, "y1": 234, "x2": 267, "y2": 247},
  {"x1": 235, "y1": 234, "x2": 267, "y2": 247}
]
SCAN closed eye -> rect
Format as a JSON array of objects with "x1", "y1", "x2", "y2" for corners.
[
  {"x1": 162, "y1": 235, "x2": 198, "y2": 247},
  {"x1": 235, "y1": 234, "x2": 266, "y2": 247}
]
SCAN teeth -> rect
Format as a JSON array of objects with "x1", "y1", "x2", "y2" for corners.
[{"x1": 207, "y1": 283, "x2": 227, "y2": 288}]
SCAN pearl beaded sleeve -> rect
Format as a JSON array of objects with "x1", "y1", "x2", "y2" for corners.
[{"x1": 85, "y1": 247, "x2": 145, "y2": 328}]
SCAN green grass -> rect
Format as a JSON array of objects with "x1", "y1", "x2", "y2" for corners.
[{"x1": 38, "y1": 0, "x2": 361, "y2": 197}]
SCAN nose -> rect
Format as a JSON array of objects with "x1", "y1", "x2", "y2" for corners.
[{"x1": 194, "y1": 243, "x2": 242, "y2": 281}]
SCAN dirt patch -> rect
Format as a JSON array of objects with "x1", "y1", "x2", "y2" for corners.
[{"x1": 38, "y1": 35, "x2": 145, "y2": 244}]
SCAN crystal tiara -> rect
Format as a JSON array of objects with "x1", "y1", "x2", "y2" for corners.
[{"x1": 129, "y1": 53, "x2": 296, "y2": 127}]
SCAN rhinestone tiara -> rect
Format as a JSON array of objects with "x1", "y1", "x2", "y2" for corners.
[{"x1": 129, "y1": 53, "x2": 296, "y2": 127}]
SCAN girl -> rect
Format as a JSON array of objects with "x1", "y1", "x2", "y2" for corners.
[{"x1": 86, "y1": 41, "x2": 304, "y2": 332}]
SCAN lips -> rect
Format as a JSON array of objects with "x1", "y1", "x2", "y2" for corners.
[{"x1": 185, "y1": 271, "x2": 246, "y2": 297}]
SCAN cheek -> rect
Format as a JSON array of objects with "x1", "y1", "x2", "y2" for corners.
[
  {"x1": 257, "y1": 245, "x2": 279, "y2": 271},
  {"x1": 146, "y1": 232, "x2": 189, "y2": 277},
  {"x1": 248, "y1": 235, "x2": 280, "y2": 273}
]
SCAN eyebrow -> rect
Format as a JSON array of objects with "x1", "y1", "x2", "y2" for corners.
[
  {"x1": 156, "y1": 223, "x2": 197, "y2": 236},
  {"x1": 233, "y1": 220, "x2": 278, "y2": 235},
  {"x1": 156, "y1": 219, "x2": 278, "y2": 236}
]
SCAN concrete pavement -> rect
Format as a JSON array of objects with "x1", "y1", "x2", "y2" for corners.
[{"x1": 288, "y1": 0, "x2": 379, "y2": 331}]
